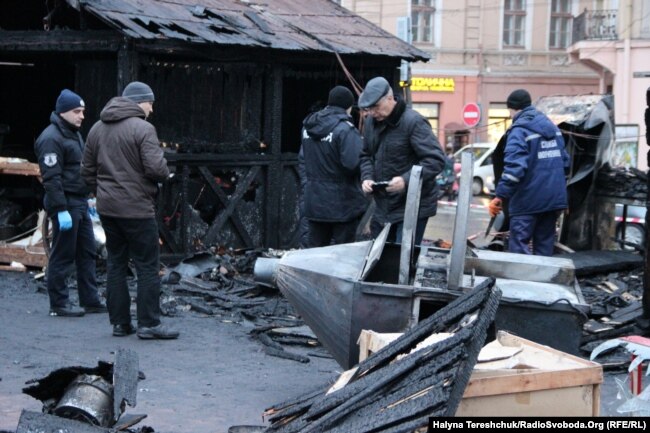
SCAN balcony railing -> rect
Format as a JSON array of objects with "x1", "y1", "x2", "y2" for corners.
[{"x1": 572, "y1": 9, "x2": 618, "y2": 43}]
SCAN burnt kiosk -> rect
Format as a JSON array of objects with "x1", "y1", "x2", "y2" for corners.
[{"x1": 254, "y1": 155, "x2": 589, "y2": 369}]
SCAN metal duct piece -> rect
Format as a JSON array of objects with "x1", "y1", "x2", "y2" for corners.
[{"x1": 54, "y1": 374, "x2": 114, "y2": 427}]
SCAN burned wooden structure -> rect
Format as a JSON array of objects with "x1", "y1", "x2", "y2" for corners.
[
  {"x1": 0, "y1": 0, "x2": 428, "y2": 259},
  {"x1": 263, "y1": 281, "x2": 500, "y2": 431}
]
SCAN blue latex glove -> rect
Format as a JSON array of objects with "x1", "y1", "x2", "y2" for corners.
[{"x1": 57, "y1": 211, "x2": 73, "y2": 231}]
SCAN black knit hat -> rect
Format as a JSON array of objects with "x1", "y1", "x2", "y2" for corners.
[
  {"x1": 328, "y1": 86, "x2": 354, "y2": 109},
  {"x1": 506, "y1": 89, "x2": 532, "y2": 110}
]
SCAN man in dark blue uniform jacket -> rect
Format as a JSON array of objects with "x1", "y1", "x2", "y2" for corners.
[
  {"x1": 488, "y1": 89, "x2": 569, "y2": 256},
  {"x1": 34, "y1": 89, "x2": 106, "y2": 317}
]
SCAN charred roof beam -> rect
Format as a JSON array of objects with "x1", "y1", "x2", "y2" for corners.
[{"x1": 0, "y1": 30, "x2": 121, "y2": 51}]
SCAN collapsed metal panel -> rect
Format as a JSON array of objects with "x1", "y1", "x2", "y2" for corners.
[
  {"x1": 535, "y1": 94, "x2": 616, "y2": 251},
  {"x1": 416, "y1": 245, "x2": 590, "y2": 355}
]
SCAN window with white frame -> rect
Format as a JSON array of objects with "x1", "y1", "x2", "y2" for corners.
[
  {"x1": 487, "y1": 104, "x2": 511, "y2": 144},
  {"x1": 503, "y1": 0, "x2": 526, "y2": 47},
  {"x1": 642, "y1": 0, "x2": 650, "y2": 37},
  {"x1": 412, "y1": 0, "x2": 435, "y2": 44},
  {"x1": 550, "y1": 0, "x2": 572, "y2": 48}
]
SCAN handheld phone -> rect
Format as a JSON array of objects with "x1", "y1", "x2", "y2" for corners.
[{"x1": 372, "y1": 181, "x2": 390, "y2": 192}]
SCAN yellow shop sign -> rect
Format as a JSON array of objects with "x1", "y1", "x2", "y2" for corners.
[{"x1": 408, "y1": 77, "x2": 455, "y2": 92}]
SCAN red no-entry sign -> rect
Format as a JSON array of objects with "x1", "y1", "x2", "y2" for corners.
[{"x1": 462, "y1": 102, "x2": 481, "y2": 127}]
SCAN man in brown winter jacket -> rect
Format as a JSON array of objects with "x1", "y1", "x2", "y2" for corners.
[{"x1": 82, "y1": 81, "x2": 179, "y2": 340}]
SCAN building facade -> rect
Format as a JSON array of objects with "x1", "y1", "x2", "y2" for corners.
[
  {"x1": 569, "y1": 0, "x2": 650, "y2": 170},
  {"x1": 340, "y1": 1, "x2": 612, "y2": 153}
]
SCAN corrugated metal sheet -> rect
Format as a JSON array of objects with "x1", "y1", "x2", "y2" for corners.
[{"x1": 66, "y1": 0, "x2": 429, "y2": 61}]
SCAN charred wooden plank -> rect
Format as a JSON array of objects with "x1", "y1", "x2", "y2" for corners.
[
  {"x1": 185, "y1": 299, "x2": 215, "y2": 315},
  {"x1": 264, "y1": 384, "x2": 333, "y2": 423},
  {"x1": 583, "y1": 319, "x2": 614, "y2": 334},
  {"x1": 113, "y1": 348, "x2": 139, "y2": 422},
  {"x1": 610, "y1": 300, "x2": 642, "y2": 319},
  {"x1": 176, "y1": 280, "x2": 266, "y2": 307},
  {"x1": 0, "y1": 30, "x2": 121, "y2": 51},
  {"x1": 557, "y1": 250, "x2": 643, "y2": 276},
  {"x1": 257, "y1": 332, "x2": 284, "y2": 351},
  {"x1": 263, "y1": 346, "x2": 310, "y2": 363},
  {"x1": 180, "y1": 275, "x2": 221, "y2": 290},
  {"x1": 16, "y1": 410, "x2": 111, "y2": 433},
  {"x1": 270, "y1": 335, "x2": 319, "y2": 346},
  {"x1": 581, "y1": 323, "x2": 637, "y2": 344},
  {"x1": 0, "y1": 244, "x2": 47, "y2": 268}
]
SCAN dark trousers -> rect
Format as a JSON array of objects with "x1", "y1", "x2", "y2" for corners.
[
  {"x1": 100, "y1": 216, "x2": 161, "y2": 328},
  {"x1": 47, "y1": 199, "x2": 99, "y2": 309},
  {"x1": 306, "y1": 218, "x2": 360, "y2": 248},
  {"x1": 508, "y1": 211, "x2": 559, "y2": 256},
  {"x1": 371, "y1": 217, "x2": 429, "y2": 245}
]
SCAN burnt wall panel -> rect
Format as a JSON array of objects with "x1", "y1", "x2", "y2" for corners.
[
  {"x1": 278, "y1": 161, "x2": 300, "y2": 248},
  {"x1": 75, "y1": 57, "x2": 117, "y2": 135},
  {"x1": 140, "y1": 60, "x2": 265, "y2": 154},
  {"x1": 0, "y1": 54, "x2": 74, "y2": 159},
  {"x1": 160, "y1": 160, "x2": 267, "y2": 252},
  {"x1": 281, "y1": 65, "x2": 347, "y2": 154}
]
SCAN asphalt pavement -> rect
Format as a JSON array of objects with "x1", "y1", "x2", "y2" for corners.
[{"x1": 0, "y1": 271, "x2": 340, "y2": 433}]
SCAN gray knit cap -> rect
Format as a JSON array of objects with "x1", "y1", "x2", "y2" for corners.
[{"x1": 122, "y1": 81, "x2": 155, "y2": 103}]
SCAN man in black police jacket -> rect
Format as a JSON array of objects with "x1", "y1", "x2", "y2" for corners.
[{"x1": 34, "y1": 89, "x2": 106, "y2": 317}]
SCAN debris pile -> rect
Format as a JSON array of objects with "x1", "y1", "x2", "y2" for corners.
[
  {"x1": 596, "y1": 165, "x2": 647, "y2": 200},
  {"x1": 579, "y1": 266, "x2": 644, "y2": 367},
  {"x1": 262, "y1": 279, "x2": 500, "y2": 432},
  {"x1": 161, "y1": 249, "x2": 323, "y2": 363},
  {"x1": 565, "y1": 248, "x2": 647, "y2": 370}
]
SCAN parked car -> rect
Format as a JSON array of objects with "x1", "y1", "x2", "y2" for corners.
[
  {"x1": 615, "y1": 204, "x2": 646, "y2": 250},
  {"x1": 453, "y1": 142, "x2": 496, "y2": 196}
]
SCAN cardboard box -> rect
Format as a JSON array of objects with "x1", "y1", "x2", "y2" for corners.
[{"x1": 358, "y1": 330, "x2": 603, "y2": 416}]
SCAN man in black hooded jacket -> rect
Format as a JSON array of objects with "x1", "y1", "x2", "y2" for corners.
[{"x1": 299, "y1": 86, "x2": 367, "y2": 247}]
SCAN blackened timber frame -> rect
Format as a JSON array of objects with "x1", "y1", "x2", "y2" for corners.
[
  {"x1": 199, "y1": 165, "x2": 258, "y2": 247},
  {"x1": 264, "y1": 66, "x2": 285, "y2": 249},
  {"x1": 163, "y1": 153, "x2": 300, "y2": 256},
  {"x1": 0, "y1": 30, "x2": 121, "y2": 51}
]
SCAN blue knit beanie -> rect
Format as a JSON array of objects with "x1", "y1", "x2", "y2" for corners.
[{"x1": 55, "y1": 89, "x2": 85, "y2": 114}]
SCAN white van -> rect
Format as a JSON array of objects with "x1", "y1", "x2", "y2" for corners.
[{"x1": 453, "y1": 143, "x2": 496, "y2": 196}]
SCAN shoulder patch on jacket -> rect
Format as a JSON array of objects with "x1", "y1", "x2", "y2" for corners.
[{"x1": 43, "y1": 153, "x2": 58, "y2": 167}]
